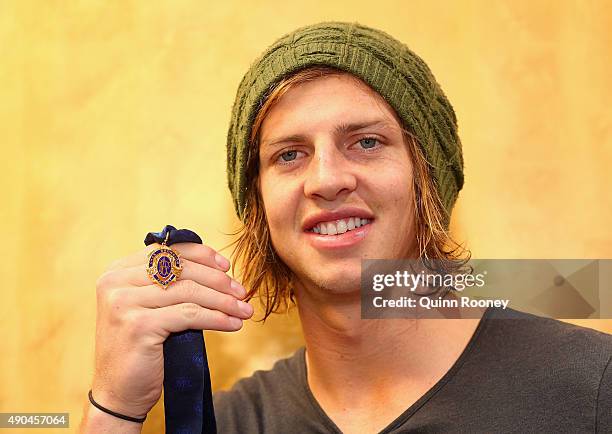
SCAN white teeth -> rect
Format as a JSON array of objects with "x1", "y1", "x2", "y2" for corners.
[
  {"x1": 311, "y1": 217, "x2": 371, "y2": 235},
  {"x1": 327, "y1": 222, "x2": 337, "y2": 235}
]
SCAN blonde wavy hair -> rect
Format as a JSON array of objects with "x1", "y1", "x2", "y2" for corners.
[{"x1": 229, "y1": 66, "x2": 469, "y2": 320}]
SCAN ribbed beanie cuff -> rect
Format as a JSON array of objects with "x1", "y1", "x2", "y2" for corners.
[{"x1": 227, "y1": 21, "x2": 464, "y2": 222}]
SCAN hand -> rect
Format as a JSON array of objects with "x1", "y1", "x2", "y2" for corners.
[{"x1": 90, "y1": 243, "x2": 253, "y2": 419}]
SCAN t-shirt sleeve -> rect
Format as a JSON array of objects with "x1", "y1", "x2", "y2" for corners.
[{"x1": 597, "y1": 355, "x2": 612, "y2": 432}]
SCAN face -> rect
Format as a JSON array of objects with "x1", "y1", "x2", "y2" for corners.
[{"x1": 257, "y1": 73, "x2": 417, "y2": 296}]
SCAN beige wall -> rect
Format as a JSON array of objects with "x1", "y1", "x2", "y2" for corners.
[{"x1": 1, "y1": 1, "x2": 611, "y2": 432}]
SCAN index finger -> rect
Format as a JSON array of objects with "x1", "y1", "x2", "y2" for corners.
[{"x1": 106, "y1": 243, "x2": 231, "y2": 273}]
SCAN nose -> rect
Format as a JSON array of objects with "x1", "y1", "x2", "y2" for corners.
[{"x1": 303, "y1": 142, "x2": 357, "y2": 201}]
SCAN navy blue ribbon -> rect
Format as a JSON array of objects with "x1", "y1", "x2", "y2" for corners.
[{"x1": 145, "y1": 225, "x2": 217, "y2": 434}]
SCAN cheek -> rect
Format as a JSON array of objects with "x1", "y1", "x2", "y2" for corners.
[
  {"x1": 259, "y1": 174, "x2": 299, "y2": 235},
  {"x1": 371, "y1": 161, "x2": 414, "y2": 208}
]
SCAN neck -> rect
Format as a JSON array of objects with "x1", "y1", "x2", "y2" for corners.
[{"x1": 294, "y1": 284, "x2": 484, "y2": 403}]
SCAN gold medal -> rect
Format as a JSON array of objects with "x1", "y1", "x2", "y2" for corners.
[{"x1": 146, "y1": 233, "x2": 182, "y2": 289}]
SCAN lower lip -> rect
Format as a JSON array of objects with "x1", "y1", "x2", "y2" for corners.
[{"x1": 304, "y1": 222, "x2": 373, "y2": 250}]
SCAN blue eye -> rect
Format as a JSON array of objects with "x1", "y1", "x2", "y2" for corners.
[
  {"x1": 359, "y1": 137, "x2": 378, "y2": 149},
  {"x1": 280, "y1": 150, "x2": 298, "y2": 162}
]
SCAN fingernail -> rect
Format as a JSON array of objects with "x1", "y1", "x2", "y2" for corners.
[
  {"x1": 231, "y1": 280, "x2": 246, "y2": 297},
  {"x1": 215, "y1": 253, "x2": 230, "y2": 270},
  {"x1": 229, "y1": 317, "x2": 243, "y2": 329},
  {"x1": 238, "y1": 300, "x2": 253, "y2": 316}
]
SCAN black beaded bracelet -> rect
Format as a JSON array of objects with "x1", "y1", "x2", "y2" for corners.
[{"x1": 88, "y1": 390, "x2": 147, "y2": 424}]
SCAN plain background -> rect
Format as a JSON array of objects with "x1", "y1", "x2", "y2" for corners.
[{"x1": 1, "y1": 1, "x2": 611, "y2": 432}]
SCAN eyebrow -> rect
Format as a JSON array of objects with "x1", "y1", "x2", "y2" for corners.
[{"x1": 260, "y1": 120, "x2": 393, "y2": 150}]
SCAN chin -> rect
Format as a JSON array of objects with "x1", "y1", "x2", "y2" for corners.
[
  {"x1": 306, "y1": 269, "x2": 362, "y2": 296},
  {"x1": 284, "y1": 252, "x2": 374, "y2": 295}
]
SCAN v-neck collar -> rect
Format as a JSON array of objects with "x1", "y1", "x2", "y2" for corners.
[{"x1": 296, "y1": 307, "x2": 494, "y2": 433}]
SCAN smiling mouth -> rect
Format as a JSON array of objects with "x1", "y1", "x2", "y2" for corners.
[{"x1": 307, "y1": 217, "x2": 373, "y2": 235}]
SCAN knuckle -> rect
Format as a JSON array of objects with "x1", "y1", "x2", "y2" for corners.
[
  {"x1": 222, "y1": 295, "x2": 238, "y2": 313},
  {"x1": 105, "y1": 288, "x2": 128, "y2": 311},
  {"x1": 200, "y1": 244, "x2": 216, "y2": 260},
  {"x1": 209, "y1": 269, "x2": 231, "y2": 291},
  {"x1": 180, "y1": 303, "x2": 201, "y2": 320},
  {"x1": 123, "y1": 310, "x2": 148, "y2": 336},
  {"x1": 96, "y1": 270, "x2": 115, "y2": 293},
  {"x1": 208, "y1": 310, "x2": 230, "y2": 327},
  {"x1": 183, "y1": 285, "x2": 199, "y2": 302},
  {"x1": 193, "y1": 244, "x2": 215, "y2": 265},
  {"x1": 175, "y1": 279, "x2": 198, "y2": 297}
]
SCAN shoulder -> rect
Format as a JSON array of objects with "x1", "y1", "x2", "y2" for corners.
[
  {"x1": 482, "y1": 307, "x2": 612, "y2": 361},
  {"x1": 461, "y1": 309, "x2": 612, "y2": 432},
  {"x1": 432, "y1": 308, "x2": 612, "y2": 431},
  {"x1": 214, "y1": 346, "x2": 305, "y2": 400},
  {"x1": 213, "y1": 347, "x2": 309, "y2": 432},
  {"x1": 474, "y1": 308, "x2": 611, "y2": 408}
]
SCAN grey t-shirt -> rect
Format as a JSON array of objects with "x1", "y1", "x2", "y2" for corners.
[{"x1": 213, "y1": 308, "x2": 612, "y2": 433}]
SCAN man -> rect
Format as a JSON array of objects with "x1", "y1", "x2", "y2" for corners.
[{"x1": 81, "y1": 22, "x2": 611, "y2": 433}]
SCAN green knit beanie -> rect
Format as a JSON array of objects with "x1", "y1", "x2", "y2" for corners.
[{"x1": 227, "y1": 21, "x2": 464, "y2": 222}]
